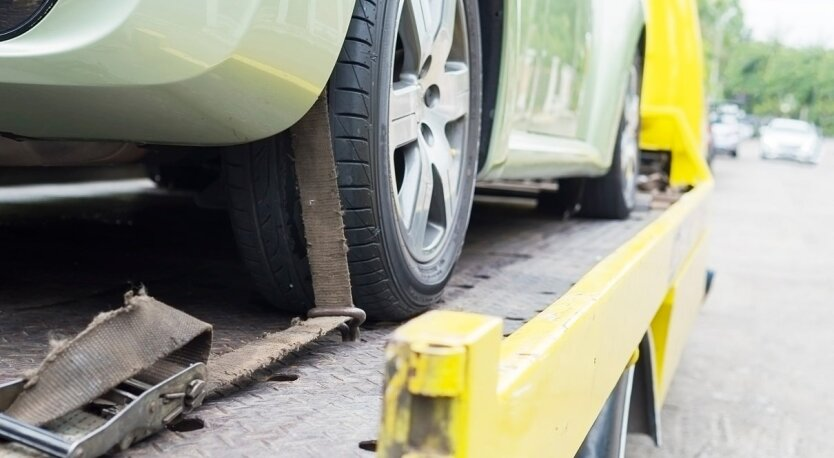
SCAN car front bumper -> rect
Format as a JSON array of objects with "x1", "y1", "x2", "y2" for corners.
[{"x1": 0, "y1": 0, "x2": 353, "y2": 145}]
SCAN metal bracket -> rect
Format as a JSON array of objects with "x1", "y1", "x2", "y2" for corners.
[
  {"x1": 307, "y1": 307, "x2": 366, "y2": 342},
  {"x1": 0, "y1": 363, "x2": 207, "y2": 458}
]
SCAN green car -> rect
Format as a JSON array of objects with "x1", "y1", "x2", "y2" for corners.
[{"x1": 0, "y1": 0, "x2": 645, "y2": 320}]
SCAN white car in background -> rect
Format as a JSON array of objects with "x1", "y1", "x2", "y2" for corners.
[
  {"x1": 709, "y1": 103, "x2": 750, "y2": 158},
  {"x1": 710, "y1": 114, "x2": 741, "y2": 157},
  {"x1": 760, "y1": 118, "x2": 822, "y2": 164}
]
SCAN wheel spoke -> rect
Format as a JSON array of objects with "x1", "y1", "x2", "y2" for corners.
[
  {"x1": 432, "y1": 0, "x2": 457, "y2": 64},
  {"x1": 401, "y1": 0, "x2": 437, "y2": 71},
  {"x1": 406, "y1": 191, "x2": 430, "y2": 250},
  {"x1": 437, "y1": 0, "x2": 457, "y2": 36},
  {"x1": 430, "y1": 129, "x2": 458, "y2": 223},
  {"x1": 436, "y1": 63, "x2": 469, "y2": 122},
  {"x1": 389, "y1": 82, "x2": 421, "y2": 149},
  {"x1": 396, "y1": 145, "x2": 421, "y2": 227},
  {"x1": 402, "y1": 141, "x2": 434, "y2": 249},
  {"x1": 621, "y1": 72, "x2": 640, "y2": 151},
  {"x1": 624, "y1": 94, "x2": 639, "y2": 133},
  {"x1": 623, "y1": 68, "x2": 640, "y2": 131},
  {"x1": 619, "y1": 67, "x2": 641, "y2": 208}
]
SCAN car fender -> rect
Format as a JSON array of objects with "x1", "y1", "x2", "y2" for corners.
[{"x1": 0, "y1": 0, "x2": 355, "y2": 145}]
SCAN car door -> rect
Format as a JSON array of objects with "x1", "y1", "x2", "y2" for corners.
[
  {"x1": 514, "y1": 0, "x2": 591, "y2": 140},
  {"x1": 478, "y1": 0, "x2": 645, "y2": 181},
  {"x1": 478, "y1": 0, "x2": 595, "y2": 180}
]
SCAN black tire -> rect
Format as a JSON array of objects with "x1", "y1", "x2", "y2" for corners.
[
  {"x1": 224, "y1": 0, "x2": 482, "y2": 321},
  {"x1": 575, "y1": 365, "x2": 635, "y2": 458},
  {"x1": 547, "y1": 54, "x2": 643, "y2": 220},
  {"x1": 730, "y1": 149, "x2": 738, "y2": 158},
  {"x1": 147, "y1": 163, "x2": 218, "y2": 192},
  {"x1": 537, "y1": 178, "x2": 583, "y2": 218},
  {"x1": 223, "y1": 135, "x2": 314, "y2": 315}
]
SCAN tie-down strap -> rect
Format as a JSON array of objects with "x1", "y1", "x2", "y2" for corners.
[
  {"x1": 291, "y1": 94, "x2": 366, "y2": 337},
  {"x1": 4, "y1": 291, "x2": 212, "y2": 427}
]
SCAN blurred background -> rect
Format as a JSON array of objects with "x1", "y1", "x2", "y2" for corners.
[{"x1": 702, "y1": 0, "x2": 833, "y2": 164}]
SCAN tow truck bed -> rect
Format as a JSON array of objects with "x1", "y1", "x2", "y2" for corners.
[{"x1": 0, "y1": 182, "x2": 661, "y2": 456}]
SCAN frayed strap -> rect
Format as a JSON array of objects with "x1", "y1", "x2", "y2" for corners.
[{"x1": 5, "y1": 292, "x2": 211, "y2": 426}]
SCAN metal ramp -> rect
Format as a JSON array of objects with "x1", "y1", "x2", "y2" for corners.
[{"x1": 0, "y1": 187, "x2": 661, "y2": 457}]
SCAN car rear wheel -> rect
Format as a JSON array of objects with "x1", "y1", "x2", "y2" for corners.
[
  {"x1": 224, "y1": 0, "x2": 482, "y2": 321},
  {"x1": 540, "y1": 54, "x2": 642, "y2": 220},
  {"x1": 579, "y1": 55, "x2": 642, "y2": 219},
  {"x1": 575, "y1": 365, "x2": 636, "y2": 458}
]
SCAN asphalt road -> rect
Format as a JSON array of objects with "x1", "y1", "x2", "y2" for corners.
[{"x1": 629, "y1": 140, "x2": 834, "y2": 457}]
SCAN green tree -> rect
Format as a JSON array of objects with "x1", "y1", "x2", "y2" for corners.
[
  {"x1": 721, "y1": 41, "x2": 834, "y2": 133},
  {"x1": 698, "y1": 0, "x2": 747, "y2": 98}
]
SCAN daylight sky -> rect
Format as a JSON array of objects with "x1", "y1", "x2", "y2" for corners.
[{"x1": 740, "y1": 0, "x2": 834, "y2": 48}]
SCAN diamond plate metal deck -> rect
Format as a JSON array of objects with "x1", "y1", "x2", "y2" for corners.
[{"x1": 0, "y1": 181, "x2": 658, "y2": 456}]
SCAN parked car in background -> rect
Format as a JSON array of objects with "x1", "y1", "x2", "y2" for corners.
[
  {"x1": 760, "y1": 118, "x2": 822, "y2": 164},
  {"x1": 708, "y1": 103, "x2": 744, "y2": 158},
  {"x1": 710, "y1": 114, "x2": 741, "y2": 157},
  {"x1": 706, "y1": 127, "x2": 717, "y2": 165}
]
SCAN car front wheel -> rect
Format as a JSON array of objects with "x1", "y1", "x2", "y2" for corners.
[{"x1": 224, "y1": 0, "x2": 482, "y2": 321}]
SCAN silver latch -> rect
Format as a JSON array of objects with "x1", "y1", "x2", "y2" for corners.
[{"x1": 0, "y1": 363, "x2": 207, "y2": 458}]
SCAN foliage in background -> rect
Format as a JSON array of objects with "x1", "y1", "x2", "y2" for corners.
[
  {"x1": 698, "y1": 0, "x2": 747, "y2": 93},
  {"x1": 698, "y1": 0, "x2": 834, "y2": 134}
]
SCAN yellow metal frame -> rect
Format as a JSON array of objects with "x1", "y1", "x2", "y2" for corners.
[
  {"x1": 378, "y1": 1, "x2": 712, "y2": 456},
  {"x1": 641, "y1": 0, "x2": 712, "y2": 187}
]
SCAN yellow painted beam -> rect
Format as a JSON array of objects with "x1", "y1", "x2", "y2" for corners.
[
  {"x1": 495, "y1": 182, "x2": 711, "y2": 457},
  {"x1": 379, "y1": 182, "x2": 712, "y2": 457}
]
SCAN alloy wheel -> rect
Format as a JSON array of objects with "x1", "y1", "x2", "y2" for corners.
[
  {"x1": 388, "y1": 0, "x2": 470, "y2": 263},
  {"x1": 620, "y1": 65, "x2": 641, "y2": 210}
]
